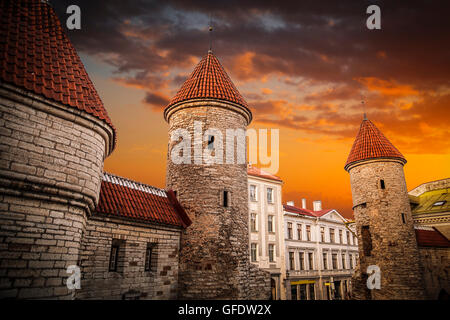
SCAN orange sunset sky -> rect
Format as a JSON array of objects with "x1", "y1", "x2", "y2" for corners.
[{"x1": 54, "y1": 1, "x2": 450, "y2": 218}]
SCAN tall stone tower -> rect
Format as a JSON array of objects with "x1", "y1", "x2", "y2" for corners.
[
  {"x1": 164, "y1": 50, "x2": 270, "y2": 299},
  {"x1": 0, "y1": 1, "x2": 115, "y2": 299},
  {"x1": 344, "y1": 116, "x2": 425, "y2": 299}
]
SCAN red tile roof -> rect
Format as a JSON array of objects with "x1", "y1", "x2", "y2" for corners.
[
  {"x1": 96, "y1": 173, "x2": 191, "y2": 228},
  {"x1": 345, "y1": 118, "x2": 405, "y2": 171},
  {"x1": 283, "y1": 204, "x2": 333, "y2": 218},
  {"x1": 0, "y1": 0, "x2": 116, "y2": 146},
  {"x1": 415, "y1": 227, "x2": 450, "y2": 248},
  {"x1": 247, "y1": 165, "x2": 282, "y2": 182},
  {"x1": 166, "y1": 50, "x2": 249, "y2": 110}
]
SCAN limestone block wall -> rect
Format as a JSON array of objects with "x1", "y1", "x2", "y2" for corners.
[
  {"x1": 165, "y1": 101, "x2": 270, "y2": 299},
  {"x1": 348, "y1": 160, "x2": 425, "y2": 299},
  {"x1": 76, "y1": 217, "x2": 182, "y2": 300},
  {"x1": 418, "y1": 247, "x2": 450, "y2": 299},
  {"x1": 0, "y1": 84, "x2": 113, "y2": 299}
]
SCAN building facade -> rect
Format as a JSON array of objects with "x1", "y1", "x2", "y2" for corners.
[
  {"x1": 283, "y1": 200, "x2": 358, "y2": 300},
  {"x1": 248, "y1": 165, "x2": 286, "y2": 300},
  {"x1": 409, "y1": 178, "x2": 450, "y2": 239}
]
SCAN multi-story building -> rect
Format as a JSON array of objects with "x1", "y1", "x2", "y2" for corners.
[
  {"x1": 248, "y1": 165, "x2": 286, "y2": 300},
  {"x1": 284, "y1": 199, "x2": 358, "y2": 300}
]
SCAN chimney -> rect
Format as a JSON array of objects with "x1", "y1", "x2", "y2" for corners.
[
  {"x1": 302, "y1": 198, "x2": 307, "y2": 209},
  {"x1": 313, "y1": 200, "x2": 322, "y2": 212},
  {"x1": 287, "y1": 201, "x2": 294, "y2": 206}
]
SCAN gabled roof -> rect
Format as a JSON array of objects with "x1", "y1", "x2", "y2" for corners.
[
  {"x1": 415, "y1": 226, "x2": 450, "y2": 248},
  {"x1": 95, "y1": 173, "x2": 191, "y2": 228},
  {"x1": 166, "y1": 50, "x2": 249, "y2": 110},
  {"x1": 283, "y1": 204, "x2": 334, "y2": 218},
  {"x1": 345, "y1": 118, "x2": 405, "y2": 170},
  {"x1": 0, "y1": 0, "x2": 115, "y2": 146},
  {"x1": 247, "y1": 165, "x2": 282, "y2": 182}
]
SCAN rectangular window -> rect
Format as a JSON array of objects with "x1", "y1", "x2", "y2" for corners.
[
  {"x1": 332, "y1": 253, "x2": 338, "y2": 269},
  {"x1": 109, "y1": 244, "x2": 119, "y2": 272},
  {"x1": 323, "y1": 252, "x2": 328, "y2": 270},
  {"x1": 289, "y1": 252, "x2": 295, "y2": 270},
  {"x1": 251, "y1": 243, "x2": 257, "y2": 262},
  {"x1": 361, "y1": 226, "x2": 372, "y2": 256},
  {"x1": 297, "y1": 224, "x2": 302, "y2": 240},
  {"x1": 339, "y1": 230, "x2": 343, "y2": 243},
  {"x1": 309, "y1": 284, "x2": 315, "y2": 300},
  {"x1": 341, "y1": 253, "x2": 345, "y2": 270},
  {"x1": 268, "y1": 244, "x2": 275, "y2": 262},
  {"x1": 299, "y1": 284, "x2": 307, "y2": 300},
  {"x1": 207, "y1": 135, "x2": 214, "y2": 150},
  {"x1": 287, "y1": 222, "x2": 293, "y2": 239},
  {"x1": 267, "y1": 188, "x2": 274, "y2": 203},
  {"x1": 401, "y1": 213, "x2": 406, "y2": 224},
  {"x1": 380, "y1": 179, "x2": 385, "y2": 189},
  {"x1": 249, "y1": 185, "x2": 257, "y2": 201},
  {"x1": 250, "y1": 213, "x2": 257, "y2": 232},
  {"x1": 347, "y1": 230, "x2": 350, "y2": 244},
  {"x1": 291, "y1": 284, "x2": 298, "y2": 300},
  {"x1": 329, "y1": 228, "x2": 335, "y2": 243},
  {"x1": 223, "y1": 191, "x2": 229, "y2": 207},
  {"x1": 308, "y1": 252, "x2": 314, "y2": 270},
  {"x1": 268, "y1": 215, "x2": 274, "y2": 233},
  {"x1": 144, "y1": 243, "x2": 155, "y2": 271},
  {"x1": 306, "y1": 225, "x2": 311, "y2": 241},
  {"x1": 320, "y1": 227, "x2": 325, "y2": 242},
  {"x1": 299, "y1": 252, "x2": 304, "y2": 270}
]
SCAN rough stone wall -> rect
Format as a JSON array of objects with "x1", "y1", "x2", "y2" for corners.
[
  {"x1": 418, "y1": 247, "x2": 450, "y2": 299},
  {"x1": 76, "y1": 217, "x2": 182, "y2": 300},
  {"x1": 0, "y1": 85, "x2": 112, "y2": 299},
  {"x1": 166, "y1": 102, "x2": 271, "y2": 299},
  {"x1": 348, "y1": 160, "x2": 426, "y2": 299}
]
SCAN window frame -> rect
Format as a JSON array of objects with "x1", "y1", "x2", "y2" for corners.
[{"x1": 267, "y1": 187, "x2": 274, "y2": 204}]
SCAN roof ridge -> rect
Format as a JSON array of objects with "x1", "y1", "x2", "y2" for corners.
[{"x1": 102, "y1": 172, "x2": 167, "y2": 197}]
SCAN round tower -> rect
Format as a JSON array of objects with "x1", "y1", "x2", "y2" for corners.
[
  {"x1": 345, "y1": 116, "x2": 425, "y2": 299},
  {"x1": 0, "y1": 1, "x2": 115, "y2": 299},
  {"x1": 164, "y1": 50, "x2": 268, "y2": 299}
]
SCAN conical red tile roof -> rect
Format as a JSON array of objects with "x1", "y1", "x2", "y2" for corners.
[
  {"x1": 166, "y1": 50, "x2": 249, "y2": 109},
  {"x1": 0, "y1": 0, "x2": 116, "y2": 147},
  {"x1": 345, "y1": 118, "x2": 406, "y2": 170}
]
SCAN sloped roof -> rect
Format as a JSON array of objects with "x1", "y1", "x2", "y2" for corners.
[
  {"x1": 283, "y1": 204, "x2": 333, "y2": 218},
  {"x1": 415, "y1": 227, "x2": 450, "y2": 248},
  {"x1": 96, "y1": 173, "x2": 191, "y2": 228},
  {"x1": 0, "y1": 0, "x2": 115, "y2": 145},
  {"x1": 345, "y1": 118, "x2": 405, "y2": 170},
  {"x1": 247, "y1": 165, "x2": 282, "y2": 182},
  {"x1": 166, "y1": 50, "x2": 249, "y2": 109}
]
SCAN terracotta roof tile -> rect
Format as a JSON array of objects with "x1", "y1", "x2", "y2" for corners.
[
  {"x1": 96, "y1": 173, "x2": 191, "y2": 228},
  {"x1": 415, "y1": 227, "x2": 450, "y2": 248},
  {"x1": 283, "y1": 204, "x2": 333, "y2": 218},
  {"x1": 166, "y1": 50, "x2": 249, "y2": 109},
  {"x1": 0, "y1": 0, "x2": 116, "y2": 146},
  {"x1": 247, "y1": 165, "x2": 282, "y2": 182},
  {"x1": 345, "y1": 118, "x2": 405, "y2": 170}
]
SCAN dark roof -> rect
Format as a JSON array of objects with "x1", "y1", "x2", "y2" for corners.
[
  {"x1": 0, "y1": 0, "x2": 116, "y2": 146},
  {"x1": 415, "y1": 227, "x2": 450, "y2": 248},
  {"x1": 166, "y1": 50, "x2": 249, "y2": 109},
  {"x1": 96, "y1": 173, "x2": 191, "y2": 228},
  {"x1": 345, "y1": 118, "x2": 405, "y2": 170}
]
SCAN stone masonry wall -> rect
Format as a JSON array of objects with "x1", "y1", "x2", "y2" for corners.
[
  {"x1": 349, "y1": 160, "x2": 426, "y2": 299},
  {"x1": 76, "y1": 216, "x2": 182, "y2": 300},
  {"x1": 418, "y1": 246, "x2": 450, "y2": 299},
  {"x1": 166, "y1": 101, "x2": 271, "y2": 299},
  {"x1": 0, "y1": 84, "x2": 112, "y2": 299}
]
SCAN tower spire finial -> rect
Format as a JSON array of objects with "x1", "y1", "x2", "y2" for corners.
[
  {"x1": 361, "y1": 96, "x2": 367, "y2": 120},
  {"x1": 208, "y1": 13, "x2": 213, "y2": 53}
]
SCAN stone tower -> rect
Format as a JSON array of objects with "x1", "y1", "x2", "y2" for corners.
[
  {"x1": 344, "y1": 116, "x2": 425, "y2": 299},
  {"x1": 164, "y1": 50, "x2": 270, "y2": 299},
  {"x1": 0, "y1": 1, "x2": 115, "y2": 299}
]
